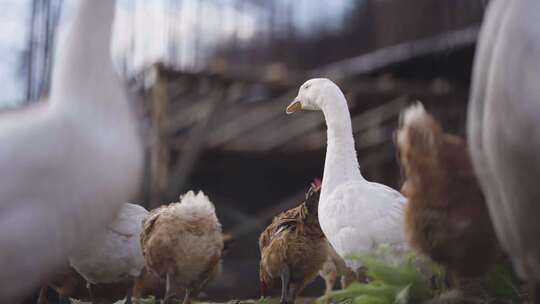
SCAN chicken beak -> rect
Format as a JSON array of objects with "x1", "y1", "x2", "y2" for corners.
[{"x1": 286, "y1": 99, "x2": 302, "y2": 115}]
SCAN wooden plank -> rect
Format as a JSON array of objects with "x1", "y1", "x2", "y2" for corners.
[
  {"x1": 205, "y1": 78, "x2": 463, "y2": 151},
  {"x1": 220, "y1": 95, "x2": 404, "y2": 152},
  {"x1": 312, "y1": 25, "x2": 479, "y2": 80},
  {"x1": 165, "y1": 99, "x2": 215, "y2": 134},
  {"x1": 148, "y1": 75, "x2": 170, "y2": 208},
  {"x1": 228, "y1": 147, "x2": 396, "y2": 238},
  {"x1": 167, "y1": 86, "x2": 228, "y2": 193},
  {"x1": 167, "y1": 78, "x2": 465, "y2": 152},
  {"x1": 277, "y1": 122, "x2": 396, "y2": 153},
  {"x1": 205, "y1": 91, "x2": 298, "y2": 148},
  {"x1": 156, "y1": 63, "x2": 304, "y2": 89},
  {"x1": 351, "y1": 96, "x2": 407, "y2": 134}
]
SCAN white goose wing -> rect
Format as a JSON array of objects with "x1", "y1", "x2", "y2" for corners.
[
  {"x1": 108, "y1": 203, "x2": 149, "y2": 238},
  {"x1": 321, "y1": 180, "x2": 406, "y2": 268},
  {"x1": 69, "y1": 204, "x2": 148, "y2": 284}
]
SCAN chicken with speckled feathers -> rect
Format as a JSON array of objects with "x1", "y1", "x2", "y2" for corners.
[{"x1": 259, "y1": 180, "x2": 328, "y2": 304}]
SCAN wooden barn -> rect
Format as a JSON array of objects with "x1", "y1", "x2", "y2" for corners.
[{"x1": 129, "y1": 0, "x2": 487, "y2": 299}]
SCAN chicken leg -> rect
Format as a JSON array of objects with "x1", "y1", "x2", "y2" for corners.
[
  {"x1": 36, "y1": 286, "x2": 48, "y2": 304},
  {"x1": 288, "y1": 283, "x2": 299, "y2": 304},
  {"x1": 125, "y1": 278, "x2": 134, "y2": 304},
  {"x1": 280, "y1": 265, "x2": 293, "y2": 304},
  {"x1": 163, "y1": 270, "x2": 178, "y2": 304},
  {"x1": 260, "y1": 280, "x2": 267, "y2": 298},
  {"x1": 182, "y1": 289, "x2": 191, "y2": 304},
  {"x1": 323, "y1": 271, "x2": 336, "y2": 295}
]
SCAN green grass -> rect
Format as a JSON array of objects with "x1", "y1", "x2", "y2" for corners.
[
  {"x1": 71, "y1": 246, "x2": 524, "y2": 304},
  {"x1": 71, "y1": 297, "x2": 276, "y2": 304},
  {"x1": 316, "y1": 245, "x2": 523, "y2": 304}
]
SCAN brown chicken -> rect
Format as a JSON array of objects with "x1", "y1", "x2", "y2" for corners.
[
  {"x1": 132, "y1": 235, "x2": 233, "y2": 302},
  {"x1": 259, "y1": 180, "x2": 328, "y2": 304},
  {"x1": 140, "y1": 191, "x2": 223, "y2": 304},
  {"x1": 396, "y1": 102, "x2": 499, "y2": 288},
  {"x1": 132, "y1": 267, "x2": 166, "y2": 302}
]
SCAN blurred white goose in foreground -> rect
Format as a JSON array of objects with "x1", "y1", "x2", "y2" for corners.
[
  {"x1": 468, "y1": 0, "x2": 540, "y2": 296},
  {"x1": 0, "y1": 0, "x2": 142, "y2": 300},
  {"x1": 69, "y1": 203, "x2": 148, "y2": 304},
  {"x1": 286, "y1": 78, "x2": 406, "y2": 272}
]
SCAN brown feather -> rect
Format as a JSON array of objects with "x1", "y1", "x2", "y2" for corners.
[
  {"x1": 139, "y1": 193, "x2": 223, "y2": 302},
  {"x1": 397, "y1": 104, "x2": 500, "y2": 282},
  {"x1": 258, "y1": 183, "x2": 328, "y2": 299}
]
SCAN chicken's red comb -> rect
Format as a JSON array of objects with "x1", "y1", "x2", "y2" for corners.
[{"x1": 311, "y1": 178, "x2": 322, "y2": 191}]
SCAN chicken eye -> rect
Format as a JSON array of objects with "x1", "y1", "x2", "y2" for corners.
[{"x1": 304, "y1": 84, "x2": 310, "y2": 90}]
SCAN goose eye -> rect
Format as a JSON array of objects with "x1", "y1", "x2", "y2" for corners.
[{"x1": 304, "y1": 84, "x2": 310, "y2": 89}]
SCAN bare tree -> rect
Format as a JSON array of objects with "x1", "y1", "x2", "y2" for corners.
[{"x1": 24, "y1": 0, "x2": 63, "y2": 103}]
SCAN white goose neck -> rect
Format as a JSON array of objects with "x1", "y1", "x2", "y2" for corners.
[
  {"x1": 50, "y1": 0, "x2": 123, "y2": 112},
  {"x1": 320, "y1": 88, "x2": 363, "y2": 195}
]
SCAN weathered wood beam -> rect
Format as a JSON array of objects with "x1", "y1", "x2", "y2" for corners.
[
  {"x1": 196, "y1": 80, "x2": 253, "y2": 124},
  {"x1": 228, "y1": 146, "x2": 396, "y2": 237},
  {"x1": 229, "y1": 189, "x2": 306, "y2": 237},
  {"x1": 312, "y1": 26, "x2": 479, "y2": 80},
  {"x1": 166, "y1": 85, "x2": 229, "y2": 194},
  {"x1": 165, "y1": 99, "x2": 215, "y2": 134},
  {"x1": 205, "y1": 91, "x2": 297, "y2": 148},
  {"x1": 148, "y1": 74, "x2": 170, "y2": 209},
  {"x1": 351, "y1": 96, "x2": 407, "y2": 134},
  {"x1": 167, "y1": 77, "x2": 465, "y2": 152},
  {"x1": 355, "y1": 123, "x2": 396, "y2": 150},
  {"x1": 220, "y1": 95, "x2": 405, "y2": 152},
  {"x1": 212, "y1": 79, "x2": 465, "y2": 148},
  {"x1": 156, "y1": 64, "x2": 303, "y2": 89},
  {"x1": 165, "y1": 74, "x2": 193, "y2": 100}
]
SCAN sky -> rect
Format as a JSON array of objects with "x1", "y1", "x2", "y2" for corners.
[
  {"x1": 0, "y1": 0, "x2": 30, "y2": 107},
  {"x1": 0, "y1": 0, "x2": 350, "y2": 108}
]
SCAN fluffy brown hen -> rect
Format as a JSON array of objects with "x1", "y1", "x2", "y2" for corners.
[
  {"x1": 133, "y1": 234, "x2": 233, "y2": 302},
  {"x1": 140, "y1": 191, "x2": 223, "y2": 304},
  {"x1": 259, "y1": 180, "x2": 328, "y2": 304},
  {"x1": 396, "y1": 102, "x2": 499, "y2": 287},
  {"x1": 132, "y1": 267, "x2": 166, "y2": 302}
]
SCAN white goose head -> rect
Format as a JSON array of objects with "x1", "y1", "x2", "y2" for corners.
[{"x1": 286, "y1": 78, "x2": 343, "y2": 114}]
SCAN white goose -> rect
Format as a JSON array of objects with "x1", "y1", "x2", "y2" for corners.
[
  {"x1": 0, "y1": 0, "x2": 142, "y2": 300},
  {"x1": 468, "y1": 0, "x2": 540, "y2": 292},
  {"x1": 69, "y1": 203, "x2": 148, "y2": 303},
  {"x1": 286, "y1": 78, "x2": 406, "y2": 272}
]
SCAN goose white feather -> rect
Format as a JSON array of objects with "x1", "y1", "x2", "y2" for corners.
[
  {"x1": 468, "y1": 0, "x2": 540, "y2": 279},
  {"x1": 69, "y1": 203, "x2": 148, "y2": 284},
  {"x1": 0, "y1": 0, "x2": 142, "y2": 299},
  {"x1": 287, "y1": 78, "x2": 406, "y2": 270}
]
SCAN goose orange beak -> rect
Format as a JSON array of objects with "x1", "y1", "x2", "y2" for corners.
[{"x1": 286, "y1": 100, "x2": 302, "y2": 114}]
